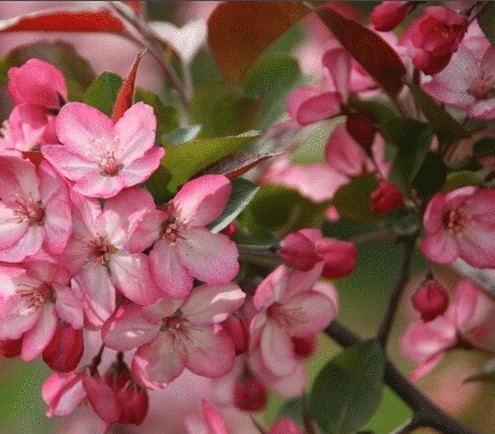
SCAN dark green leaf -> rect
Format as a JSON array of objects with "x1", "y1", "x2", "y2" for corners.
[
  {"x1": 407, "y1": 82, "x2": 469, "y2": 146},
  {"x1": 134, "y1": 88, "x2": 179, "y2": 139},
  {"x1": 201, "y1": 151, "x2": 280, "y2": 179},
  {"x1": 463, "y1": 370, "x2": 495, "y2": 384},
  {"x1": 442, "y1": 170, "x2": 484, "y2": 193},
  {"x1": 190, "y1": 82, "x2": 264, "y2": 138},
  {"x1": 347, "y1": 95, "x2": 398, "y2": 123},
  {"x1": 0, "y1": 41, "x2": 95, "y2": 101},
  {"x1": 238, "y1": 185, "x2": 329, "y2": 236},
  {"x1": 387, "y1": 208, "x2": 421, "y2": 236},
  {"x1": 473, "y1": 137, "x2": 495, "y2": 158},
  {"x1": 277, "y1": 397, "x2": 304, "y2": 428},
  {"x1": 145, "y1": 131, "x2": 258, "y2": 201},
  {"x1": 164, "y1": 125, "x2": 202, "y2": 146},
  {"x1": 83, "y1": 71, "x2": 122, "y2": 115},
  {"x1": 310, "y1": 339, "x2": 385, "y2": 434},
  {"x1": 413, "y1": 152, "x2": 447, "y2": 198},
  {"x1": 381, "y1": 118, "x2": 433, "y2": 192},
  {"x1": 477, "y1": 3, "x2": 495, "y2": 47},
  {"x1": 332, "y1": 175, "x2": 379, "y2": 223},
  {"x1": 209, "y1": 178, "x2": 260, "y2": 233}
]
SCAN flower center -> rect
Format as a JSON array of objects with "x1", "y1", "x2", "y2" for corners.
[
  {"x1": 99, "y1": 150, "x2": 120, "y2": 176},
  {"x1": 89, "y1": 235, "x2": 116, "y2": 266},
  {"x1": 443, "y1": 207, "x2": 470, "y2": 234},
  {"x1": 12, "y1": 195, "x2": 44, "y2": 225},
  {"x1": 267, "y1": 302, "x2": 305, "y2": 330},
  {"x1": 470, "y1": 67, "x2": 495, "y2": 99},
  {"x1": 16, "y1": 282, "x2": 53, "y2": 316}
]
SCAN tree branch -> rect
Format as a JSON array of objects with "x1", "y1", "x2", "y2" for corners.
[
  {"x1": 325, "y1": 321, "x2": 479, "y2": 434},
  {"x1": 377, "y1": 233, "x2": 418, "y2": 348}
]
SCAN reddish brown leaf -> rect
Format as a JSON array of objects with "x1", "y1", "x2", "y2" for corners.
[
  {"x1": 208, "y1": 2, "x2": 309, "y2": 83},
  {"x1": 0, "y1": 7, "x2": 124, "y2": 34},
  {"x1": 202, "y1": 151, "x2": 281, "y2": 179},
  {"x1": 112, "y1": 48, "x2": 147, "y2": 123},
  {"x1": 316, "y1": 7, "x2": 406, "y2": 97}
]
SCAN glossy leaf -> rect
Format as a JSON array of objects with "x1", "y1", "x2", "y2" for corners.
[
  {"x1": 316, "y1": 7, "x2": 406, "y2": 97},
  {"x1": 208, "y1": 2, "x2": 308, "y2": 83},
  {"x1": 135, "y1": 89, "x2": 179, "y2": 140},
  {"x1": 164, "y1": 125, "x2": 202, "y2": 146},
  {"x1": 201, "y1": 151, "x2": 281, "y2": 179},
  {"x1": 83, "y1": 72, "x2": 122, "y2": 116},
  {"x1": 332, "y1": 175, "x2": 379, "y2": 223},
  {"x1": 238, "y1": 185, "x2": 329, "y2": 236},
  {"x1": 381, "y1": 119, "x2": 433, "y2": 193},
  {"x1": 112, "y1": 48, "x2": 146, "y2": 122},
  {"x1": 388, "y1": 208, "x2": 421, "y2": 236},
  {"x1": 145, "y1": 131, "x2": 259, "y2": 200},
  {"x1": 407, "y1": 83, "x2": 468, "y2": 146},
  {"x1": 209, "y1": 178, "x2": 260, "y2": 233},
  {"x1": 190, "y1": 83, "x2": 264, "y2": 138},
  {"x1": 473, "y1": 137, "x2": 495, "y2": 158},
  {"x1": 413, "y1": 152, "x2": 447, "y2": 198},
  {"x1": 0, "y1": 6, "x2": 124, "y2": 34},
  {"x1": 442, "y1": 170, "x2": 483, "y2": 193},
  {"x1": 0, "y1": 41, "x2": 95, "y2": 101},
  {"x1": 477, "y1": 3, "x2": 495, "y2": 47},
  {"x1": 310, "y1": 339, "x2": 385, "y2": 434}
]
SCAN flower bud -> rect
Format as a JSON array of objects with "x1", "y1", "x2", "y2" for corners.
[
  {"x1": 234, "y1": 369, "x2": 267, "y2": 412},
  {"x1": 412, "y1": 281, "x2": 449, "y2": 322},
  {"x1": 371, "y1": 2, "x2": 410, "y2": 32},
  {"x1": 292, "y1": 336, "x2": 317, "y2": 358},
  {"x1": 42, "y1": 323, "x2": 83, "y2": 372},
  {"x1": 222, "y1": 315, "x2": 248, "y2": 355},
  {"x1": 0, "y1": 338, "x2": 23, "y2": 358},
  {"x1": 370, "y1": 181, "x2": 404, "y2": 213},
  {"x1": 345, "y1": 112, "x2": 377, "y2": 153}
]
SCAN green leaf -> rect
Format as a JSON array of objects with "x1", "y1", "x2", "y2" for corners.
[
  {"x1": 0, "y1": 41, "x2": 95, "y2": 101},
  {"x1": 277, "y1": 397, "x2": 305, "y2": 429},
  {"x1": 473, "y1": 137, "x2": 495, "y2": 158},
  {"x1": 347, "y1": 95, "x2": 398, "y2": 123},
  {"x1": 190, "y1": 82, "x2": 264, "y2": 138},
  {"x1": 442, "y1": 170, "x2": 484, "y2": 193},
  {"x1": 381, "y1": 118, "x2": 433, "y2": 192},
  {"x1": 463, "y1": 370, "x2": 495, "y2": 384},
  {"x1": 310, "y1": 340, "x2": 385, "y2": 434},
  {"x1": 134, "y1": 88, "x2": 179, "y2": 140},
  {"x1": 83, "y1": 71, "x2": 122, "y2": 116},
  {"x1": 209, "y1": 178, "x2": 260, "y2": 233},
  {"x1": 238, "y1": 185, "x2": 329, "y2": 236},
  {"x1": 387, "y1": 208, "x2": 421, "y2": 236},
  {"x1": 412, "y1": 152, "x2": 448, "y2": 198},
  {"x1": 477, "y1": 3, "x2": 495, "y2": 47},
  {"x1": 332, "y1": 175, "x2": 379, "y2": 223},
  {"x1": 407, "y1": 82, "x2": 468, "y2": 146},
  {"x1": 145, "y1": 131, "x2": 258, "y2": 201},
  {"x1": 164, "y1": 125, "x2": 202, "y2": 146}
]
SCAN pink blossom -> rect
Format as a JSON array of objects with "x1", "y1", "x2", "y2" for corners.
[
  {"x1": 0, "y1": 156, "x2": 71, "y2": 261},
  {"x1": 269, "y1": 418, "x2": 303, "y2": 434},
  {"x1": 42, "y1": 371, "x2": 87, "y2": 417},
  {"x1": 370, "y1": 181, "x2": 404, "y2": 213},
  {"x1": 0, "y1": 260, "x2": 82, "y2": 361},
  {"x1": 401, "y1": 279, "x2": 495, "y2": 380},
  {"x1": 420, "y1": 186, "x2": 495, "y2": 268},
  {"x1": 280, "y1": 228, "x2": 357, "y2": 279},
  {"x1": 145, "y1": 175, "x2": 239, "y2": 299},
  {"x1": 41, "y1": 102, "x2": 165, "y2": 199},
  {"x1": 61, "y1": 188, "x2": 162, "y2": 328},
  {"x1": 401, "y1": 6, "x2": 467, "y2": 74},
  {"x1": 371, "y1": 2, "x2": 411, "y2": 32},
  {"x1": 248, "y1": 265, "x2": 338, "y2": 396},
  {"x1": 102, "y1": 283, "x2": 246, "y2": 389},
  {"x1": 422, "y1": 42, "x2": 495, "y2": 119}
]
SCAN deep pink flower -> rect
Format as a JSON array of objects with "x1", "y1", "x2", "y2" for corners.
[
  {"x1": 0, "y1": 156, "x2": 71, "y2": 261},
  {"x1": 146, "y1": 174, "x2": 239, "y2": 299},
  {"x1": 102, "y1": 283, "x2": 246, "y2": 389},
  {"x1": 0, "y1": 260, "x2": 82, "y2": 361},
  {"x1": 371, "y1": 2, "x2": 411, "y2": 32},
  {"x1": 370, "y1": 181, "x2": 403, "y2": 213},
  {"x1": 420, "y1": 186, "x2": 495, "y2": 268},
  {"x1": 41, "y1": 102, "x2": 164, "y2": 198},
  {"x1": 401, "y1": 6, "x2": 467, "y2": 74}
]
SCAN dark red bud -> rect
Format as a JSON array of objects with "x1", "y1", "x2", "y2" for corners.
[
  {"x1": 371, "y1": 1, "x2": 410, "y2": 32},
  {"x1": 116, "y1": 384, "x2": 149, "y2": 426},
  {"x1": 370, "y1": 181, "x2": 404, "y2": 213},
  {"x1": 412, "y1": 281, "x2": 449, "y2": 322},
  {"x1": 42, "y1": 323, "x2": 83, "y2": 372},
  {"x1": 292, "y1": 336, "x2": 317, "y2": 358},
  {"x1": 0, "y1": 338, "x2": 23, "y2": 358},
  {"x1": 234, "y1": 370, "x2": 267, "y2": 412},
  {"x1": 346, "y1": 113, "x2": 377, "y2": 152},
  {"x1": 222, "y1": 316, "x2": 248, "y2": 355}
]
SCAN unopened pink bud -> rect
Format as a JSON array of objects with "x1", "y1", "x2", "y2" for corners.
[
  {"x1": 234, "y1": 370, "x2": 267, "y2": 412},
  {"x1": 42, "y1": 323, "x2": 83, "y2": 372},
  {"x1": 116, "y1": 384, "x2": 149, "y2": 426},
  {"x1": 412, "y1": 281, "x2": 449, "y2": 322},
  {"x1": 371, "y1": 2, "x2": 410, "y2": 32},
  {"x1": 280, "y1": 231, "x2": 320, "y2": 271},
  {"x1": 371, "y1": 181, "x2": 404, "y2": 213},
  {"x1": 292, "y1": 336, "x2": 317, "y2": 358},
  {"x1": 222, "y1": 315, "x2": 248, "y2": 355}
]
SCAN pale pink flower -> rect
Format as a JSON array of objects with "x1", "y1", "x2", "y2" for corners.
[
  {"x1": 248, "y1": 265, "x2": 338, "y2": 396},
  {"x1": 0, "y1": 260, "x2": 82, "y2": 361},
  {"x1": 102, "y1": 283, "x2": 246, "y2": 389},
  {"x1": 0, "y1": 156, "x2": 71, "y2": 261},
  {"x1": 41, "y1": 102, "x2": 165, "y2": 198},
  {"x1": 401, "y1": 5, "x2": 467, "y2": 74},
  {"x1": 422, "y1": 42, "x2": 495, "y2": 119},
  {"x1": 420, "y1": 186, "x2": 495, "y2": 268},
  {"x1": 61, "y1": 188, "x2": 161, "y2": 328},
  {"x1": 280, "y1": 228, "x2": 357, "y2": 279},
  {"x1": 145, "y1": 175, "x2": 239, "y2": 299},
  {"x1": 401, "y1": 279, "x2": 495, "y2": 380}
]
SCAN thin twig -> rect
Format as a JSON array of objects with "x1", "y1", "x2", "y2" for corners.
[
  {"x1": 325, "y1": 321, "x2": 479, "y2": 434},
  {"x1": 391, "y1": 417, "x2": 420, "y2": 434},
  {"x1": 377, "y1": 233, "x2": 418, "y2": 348}
]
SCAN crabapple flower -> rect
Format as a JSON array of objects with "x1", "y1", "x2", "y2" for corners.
[
  {"x1": 41, "y1": 101, "x2": 164, "y2": 198},
  {"x1": 280, "y1": 228, "x2": 357, "y2": 279},
  {"x1": 371, "y1": 2, "x2": 411, "y2": 32},
  {"x1": 61, "y1": 188, "x2": 161, "y2": 327},
  {"x1": 401, "y1": 6, "x2": 467, "y2": 74},
  {"x1": 102, "y1": 283, "x2": 246, "y2": 389},
  {"x1": 0, "y1": 156, "x2": 71, "y2": 261},
  {"x1": 370, "y1": 181, "x2": 404, "y2": 213},
  {"x1": 249, "y1": 265, "x2": 337, "y2": 395},
  {"x1": 146, "y1": 174, "x2": 239, "y2": 299},
  {"x1": 0, "y1": 260, "x2": 82, "y2": 361},
  {"x1": 422, "y1": 42, "x2": 495, "y2": 119},
  {"x1": 420, "y1": 186, "x2": 495, "y2": 268},
  {"x1": 401, "y1": 279, "x2": 495, "y2": 380}
]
